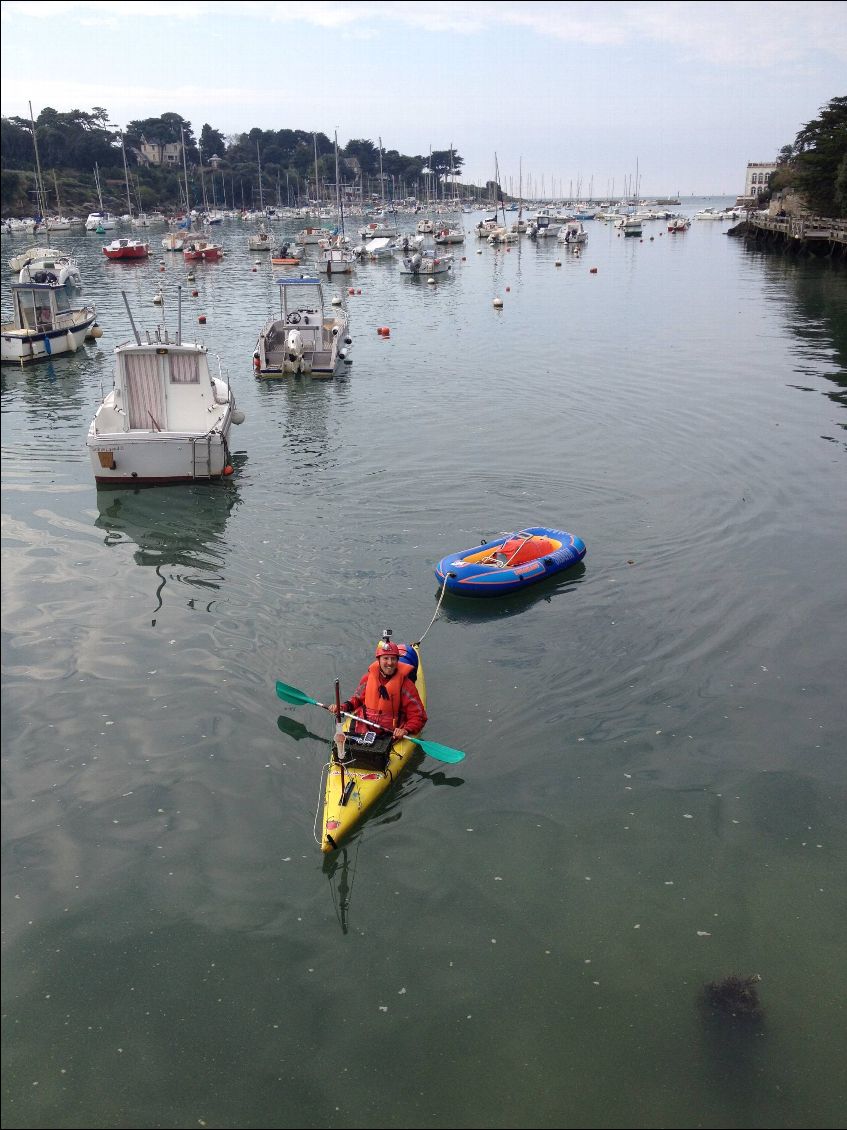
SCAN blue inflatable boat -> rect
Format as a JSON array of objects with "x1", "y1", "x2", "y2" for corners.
[{"x1": 435, "y1": 526, "x2": 586, "y2": 597}]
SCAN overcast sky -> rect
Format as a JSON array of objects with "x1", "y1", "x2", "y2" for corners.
[{"x1": 1, "y1": 0, "x2": 844, "y2": 196}]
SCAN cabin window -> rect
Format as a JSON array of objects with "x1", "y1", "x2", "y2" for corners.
[
  {"x1": 169, "y1": 352, "x2": 201, "y2": 384},
  {"x1": 55, "y1": 290, "x2": 71, "y2": 313},
  {"x1": 15, "y1": 290, "x2": 39, "y2": 330}
]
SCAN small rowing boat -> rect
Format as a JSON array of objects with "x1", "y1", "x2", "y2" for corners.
[{"x1": 435, "y1": 525, "x2": 586, "y2": 596}]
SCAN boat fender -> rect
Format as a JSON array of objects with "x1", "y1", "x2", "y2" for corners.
[
  {"x1": 325, "y1": 833, "x2": 338, "y2": 851},
  {"x1": 332, "y1": 326, "x2": 339, "y2": 336},
  {"x1": 340, "y1": 779, "x2": 355, "y2": 807},
  {"x1": 253, "y1": 354, "x2": 261, "y2": 370},
  {"x1": 344, "y1": 336, "x2": 352, "y2": 345}
]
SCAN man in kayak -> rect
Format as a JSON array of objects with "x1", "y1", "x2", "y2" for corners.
[{"x1": 327, "y1": 641, "x2": 427, "y2": 741}]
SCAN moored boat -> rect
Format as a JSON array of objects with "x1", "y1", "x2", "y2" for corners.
[
  {"x1": 17, "y1": 253, "x2": 83, "y2": 291},
  {"x1": 435, "y1": 526, "x2": 586, "y2": 596},
  {"x1": 1, "y1": 280, "x2": 97, "y2": 365},
  {"x1": 253, "y1": 277, "x2": 351, "y2": 377},
  {"x1": 183, "y1": 238, "x2": 223, "y2": 262},
  {"x1": 86, "y1": 293, "x2": 245, "y2": 485},
  {"x1": 103, "y1": 238, "x2": 150, "y2": 260},
  {"x1": 399, "y1": 250, "x2": 453, "y2": 276}
]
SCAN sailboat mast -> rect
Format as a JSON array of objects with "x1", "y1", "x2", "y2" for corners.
[
  {"x1": 378, "y1": 137, "x2": 385, "y2": 207},
  {"x1": 257, "y1": 142, "x2": 264, "y2": 212},
  {"x1": 334, "y1": 131, "x2": 344, "y2": 236},
  {"x1": 121, "y1": 132, "x2": 133, "y2": 219},
  {"x1": 181, "y1": 127, "x2": 191, "y2": 214},
  {"x1": 313, "y1": 133, "x2": 320, "y2": 208},
  {"x1": 28, "y1": 101, "x2": 47, "y2": 219}
]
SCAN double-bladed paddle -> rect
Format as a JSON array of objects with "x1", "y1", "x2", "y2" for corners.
[{"x1": 275, "y1": 679, "x2": 466, "y2": 764}]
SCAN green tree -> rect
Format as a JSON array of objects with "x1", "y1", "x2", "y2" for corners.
[
  {"x1": 199, "y1": 123, "x2": 226, "y2": 160},
  {"x1": 791, "y1": 96, "x2": 847, "y2": 217}
]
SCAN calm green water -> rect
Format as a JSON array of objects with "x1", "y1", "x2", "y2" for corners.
[{"x1": 2, "y1": 203, "x2": 846, "y2": 1129}]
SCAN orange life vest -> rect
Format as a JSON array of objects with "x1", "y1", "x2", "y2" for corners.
[{"x1": 361, "y1": 659, "x2": 413, "y2": 730}]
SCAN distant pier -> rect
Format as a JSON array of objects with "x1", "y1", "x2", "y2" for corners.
[{"x1": 731, "y1": 214, "x2": 847, "y2": 257}]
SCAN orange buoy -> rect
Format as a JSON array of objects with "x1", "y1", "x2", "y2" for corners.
[
  {"x1": 348, "y1": 288, "x2": 355, "y2": 295},
  {"x1": 382, "y1": 327, "x2": 390, "y2": 337},
  {"x1": 223, "y1": 465, "x2": 233, "y2": 476}
]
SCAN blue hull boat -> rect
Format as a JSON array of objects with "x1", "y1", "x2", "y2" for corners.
[{"x1": 435, "y1": 526, "x2": 586, "y2": 597}]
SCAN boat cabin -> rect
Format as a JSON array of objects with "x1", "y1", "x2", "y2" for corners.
[{"x1": 11, "y1": 281, "x2": 73, "y2": 333}]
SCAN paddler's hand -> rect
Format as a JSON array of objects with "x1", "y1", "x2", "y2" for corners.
[
  {"x1": 393, "y1": 726, "x2": 407, "y2": 740},
  {"x1": 326, "y1": 704, "x2": 339, "y2": 715}
]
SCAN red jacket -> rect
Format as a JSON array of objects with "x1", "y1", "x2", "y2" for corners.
[{"x1": 343, "y1": 660, "x2": 427, "y2": 736}]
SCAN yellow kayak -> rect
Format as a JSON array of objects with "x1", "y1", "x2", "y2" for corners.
[{"x1": 321, "y1": 644, "x2": 426, "y2": 852}]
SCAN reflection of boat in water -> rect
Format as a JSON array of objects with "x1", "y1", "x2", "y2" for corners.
[{"x1": 94, "y1": 482, "x2": 242, "y2": 620}]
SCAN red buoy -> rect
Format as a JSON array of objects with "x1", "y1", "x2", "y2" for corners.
[
  {"x1": 590, "y1": 267, "x2": 598, "y2": 274},
  {"x1": 348, "y1": 288, "x2": 355, "y2": 295},
  {"x1": 199, "y1": 315, "x2": 206, "y2": 323},
  {"x1": 223, "y1": 465, "x2": 233, "y2": 476},
  {"x1": 192, "y1": 290, "x2": 199, "y2": 297}
]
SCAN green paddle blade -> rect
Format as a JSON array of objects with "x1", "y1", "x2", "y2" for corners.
[
  {"x1": 275, "y1": 680, "x2": 321, "y2": 708},
  {"x1": 410, "y1": 736, "x2": 465, "y2": 764}
]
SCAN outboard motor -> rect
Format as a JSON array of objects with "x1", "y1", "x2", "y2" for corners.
[
  {"x1": 410, "y1": 252, "x2": 422, "y2": 274},
  {"x1": 285, "y1": 328, "x2": 304, "y2": 372}
]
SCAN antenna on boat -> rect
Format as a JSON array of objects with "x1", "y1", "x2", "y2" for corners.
[
  {"x1": 176, "y1": 285, "x2": 182, "y2": 345},
  {"x1": 121, "y1": 290, "x2": 141, "y2": 345}
]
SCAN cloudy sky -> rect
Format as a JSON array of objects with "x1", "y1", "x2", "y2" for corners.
[{"x1": 1, "y1": 0, "x2": 844, "y2": 196}]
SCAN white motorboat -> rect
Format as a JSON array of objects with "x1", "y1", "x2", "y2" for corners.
[
  {"x1": 87, "y1": 298, "x2": 245, "y2": 485},
  {"x1": 694, "y1": 208, "x2": 725, "y2": 221},
  {"x1": 1, "y1": 279, "x2": 97, "y2": 365},
  {"x1": 434, "y1": 226, "x2": 465, "y2": 245},
  {"x1": 668, "y1": 216, "x2": 691, "y2": 232},
  {"x1": 85, "y1": 211, "x2": 117, "y2": 231},
  {"x1": 399, "y1": 250, "x2": 453, "y2": 276},
  {"x1": 7, "y1": 245, "x2": 64, "y2": 273},
  {"x1": 527, "y1": 213, "x2": 562, "y2": 239},
  {"x1": 18, "y1": 253, "x2": 83, "y2": 290},
  {"x1": 319, "y1": 245, "x2": 355, "y2": 274},
  {"x1": 416, "y1": 218, "x2": 435, "y2": 234},
  {"x1": 248, "y1": 224, "x2": 273, "y2": 251},
  {"x1": 253, "y1": 277, "x2": 352, "y2": 378},
  {"x1": 297, "y1": 226, "x2": 333, "y2": 246},
  {"x1": 558, "y1": 221, "x2": 587, "y2": 245}
]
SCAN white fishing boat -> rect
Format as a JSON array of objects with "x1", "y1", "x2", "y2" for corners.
[
  {"x1": 87, "y1": 291, "x2": 245, "y2": 485},
  {"x1": 476, "y1": 215, "x2": 499, "y2": 238},
  {"x1": 416, "y1": 218, "x2": 435, "y2": 234},
  {"x1": 558, "y1": 221, "x2": 587, "y2": 245},
  {"x1": 18, "y1": 253, "x2": 83, "y2": 291},
  {"x1": 248, "y1": 224, "x2": 273, "y2": 251},
  {"x1": 7, "y1": 245, "x2": 64, "y2": 273},
  {"x1": 399, "y1": 250, "x2": 453, "y2": 276},
  {"x1": 527, "y1": 212, "x2": 562, "y2": 239},
  {"x1": 85, "y1": 211, "x2": 117, "y2": 231},
  {"x1": 434, "y1": 226, "x2": 465, "y2": 245},
  {"x1": 297, "y1": 225, "x2": 333, "y2": 246},
  {"x1": 319, "y1": 245, "x2": 355, "y2": 275},
  {"x1": 253, "y1": 277, "x2": 352, "y2": 378},
  {"x1": 1, "y1": 279, "x2": 97, "y2": 365}
]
